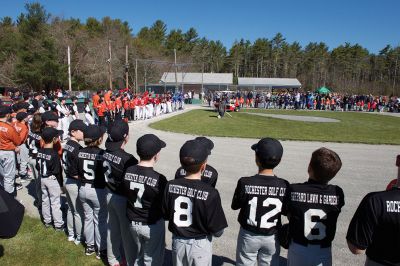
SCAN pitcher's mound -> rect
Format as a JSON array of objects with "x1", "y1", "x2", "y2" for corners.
[{"x1": 246, "y1": 113, "x2": 340, "y2": 123}]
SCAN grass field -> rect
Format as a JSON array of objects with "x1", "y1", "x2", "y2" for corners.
[
  {"x1": 0, "y1": 216, "x2": 102, "y2": 266},
  {"x1": 150, "y1": 108, "x2": 400, "y2": 144}
]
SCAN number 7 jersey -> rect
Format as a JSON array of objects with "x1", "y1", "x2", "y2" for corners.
[
  {"x1": 231, "y1": 174, "x2": 289, "y2": 235},
  {"x1": 287, "y1": 180, "x2": 345, "y2": 247}
]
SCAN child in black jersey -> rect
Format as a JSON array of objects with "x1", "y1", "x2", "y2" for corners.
[
  {"x1": 287, "y1": 147, "x2": 344, "y2": 266},
  {"x1": 232, "y1": 137, "x2": 289, "y2": 266},
  {"x1": 163, "y1": 139, "x2": 228, "y2": 266}
]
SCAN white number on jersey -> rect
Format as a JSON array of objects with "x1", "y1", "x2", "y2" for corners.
[
  {"x1": 173, "y1": 196, "x2": 193, "y2": 227},
  {"x1": 103, "y1": 161, "x2": 112, "y2": 183},
  {"x1": 83, "y1": 160, "x2": 95, "y2": 180},
  {"x1": 247, "y1": 197, "x2": 282, "y2": 229},
  {"x1": 130, "y1": 182, "x2": 145, "y2": 208},
  {"x1": 62, "y1": 151, "x2": 68, "y2": 173},
  {"x1": 38, "y1": 159, "x2": 48, "y2": 176},
  {"x1": 28, "y1": 138, "x2": 38, "y2": 154},
  {"x1": 304, "y1": 209, "x2": 327, "y2": 240}
]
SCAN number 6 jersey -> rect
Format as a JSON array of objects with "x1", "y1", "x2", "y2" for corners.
[
  {"x1": 162, "y1": 178, "x2": 228, "y2": 238},
  {"x1": 231, "y1": 174, "x2": 289, "y2": 235},
  {"x1": 287, "y1": 180, "x2": 345, "y2": 247}
]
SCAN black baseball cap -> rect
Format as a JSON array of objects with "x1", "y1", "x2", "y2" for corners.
[
  {"x1": 83, "y1": 125, "x2": 106, "y2": 141},
  {"x1": 180, "y1": 139, "x2": 209, "y2": 165},
  {"x1": 251, "y1": 138, "x2": 283, "y2": 168},
  {"x1": 41, "y1": 127, "x2": 63, "y2": 143},
  {"x1": 136, "y1": 134, "x2": 166, "y2": 159},
  {"x1": 41, "y1": 111, "x2": 59, "y2": 123},
  {"x1": 0, "y1": 105, "x2": 12, "y2": 118},
  {"x1": 105, "y1": 121, "x2": 129, "y2": 151},
  {"x1": 194, "y1": 137, "x2": 214, "y2": 155},
  {"x1": 16, "y1": 112, "x2": 28, "y2": 121},
  {"x1": 68, "y1": 119, "x2": 87, "y2": 132}
]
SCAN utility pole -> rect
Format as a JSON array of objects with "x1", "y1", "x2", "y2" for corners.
[
  {"x1": 67, "y1": 46, "x2": 72, "y2": 92},
  {"x1": 174, "y1": 48, "x2": 178, "y2": 93},
  {"x1": 108, "y1": 39, "x2": 112, "y2": 90},
  {"x1": 125, "y1": 45, "x2": 129, "y2": 89},
  {"x1": 135, "y1": 59, "x2": 138, "y2": 94}
]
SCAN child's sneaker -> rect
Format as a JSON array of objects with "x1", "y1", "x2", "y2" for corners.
[
  {"x1": 67, "y1": 236, "x2": 75, "y2": 242},
  {"x1": 44, "y1": 223, "x2": 52, "y2": 228},
  {"x1": 85, "y1": 246, "x2": 95, "y2": 256},
  {"x1": 96, "y1": 250, "x2": 107, "y2": 260}
]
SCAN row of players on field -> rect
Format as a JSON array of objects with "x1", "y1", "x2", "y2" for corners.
[{"x1": 2, "y1": 106, "x2": 398, "y2": 266}]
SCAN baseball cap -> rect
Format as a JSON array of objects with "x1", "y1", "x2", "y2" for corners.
[
  {"x1": 68, "y1": 119, "x2": 87, "y2": 132},
  {"x1": 194, "y1": 137, "x2": 214, "y2": 155},
  {"x1": 83, "y1": 125, "x2": 106, "y2": 141},
  {"x1": 251, "y1": 138, "x2": 283, "y2": 167},
  {"x1": 105, "y1": 121, "x2": 129, "y2": 151},
  {"x1": 180, "y1": 139, "x2": 209, "y2": 165},
  {"x1": 41, "y1": 127, "x2": 63, "y2": 143},
  {"x1": 16, "y1": 112, "x2": 28, "y2": 121},
  {"x1": 136, "y1": 134, "x2": 166, "y2": 159},
  {"x1": 41, "y1": 111, "x2": 59, "y2": 123},
  {"x1": 0, "y1": 105, "x2": 12, "y2": 118}
]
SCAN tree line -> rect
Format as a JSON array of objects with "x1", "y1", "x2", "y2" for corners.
[{"x1": 0, "y1": 2, "x2": 399, "y2": 95}]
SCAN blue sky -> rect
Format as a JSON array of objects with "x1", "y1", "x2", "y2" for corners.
[{"x1": 1, "y1": 0, "x2": 399, "y2": 53}]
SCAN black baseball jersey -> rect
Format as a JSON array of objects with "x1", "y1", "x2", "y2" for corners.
[
  {"x1": 103, "y1": 148, "x2": 138, "y2": 195},
  {"x1": 26, "y1": 131, "x2": 41, "y2": 158},
  {"x1": 36, "y1": 148, "x2": 61, "y2": 178},
  {"x1": 288, "y1": 180, "x2": 345, "y2": 247},
  {"x1": 347, "y1": 188, "x2": 400, "y2": 265},
  {"x1": 162, "y1": 178, "x2": 228, "y2": 238},
  {"x1": 123, "y1": 165, "x2": 167, "y2": 224},
  {"x1": 174, "y1": 164, "x2": 218, "y2": 187},
  {"x1": 231, "y1": 175, "x2": 289, "y2": 235},
  {"x1": 62, "y1": 140, "x2": 82, "y2": 179},
  {"x1": 77, "y1": 146, "x2": 105, "y2": 189}
]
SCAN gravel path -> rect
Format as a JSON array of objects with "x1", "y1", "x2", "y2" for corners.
[{"x1": 17, "y1": 105, "x2": 400, "y2": 265}]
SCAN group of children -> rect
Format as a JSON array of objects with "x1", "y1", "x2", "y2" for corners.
[
  {"x1": 91, "y1": 90, "x2": 186, "y2": 128},
  {"x1": 1, "y1": 98, "x2": 399, "y2": 266}
]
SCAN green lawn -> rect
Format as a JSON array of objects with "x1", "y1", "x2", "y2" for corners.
[
  {"x1": 150, "y1": 109, "x2": 400, "y2": 144},
  {"x1": 0, "y1": 216, "x2": 102, "y2": 266}
]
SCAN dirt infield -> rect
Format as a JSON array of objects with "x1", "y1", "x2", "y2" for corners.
[{"x1": 17, "y1": 105, "x2": 400, "y2": 265}]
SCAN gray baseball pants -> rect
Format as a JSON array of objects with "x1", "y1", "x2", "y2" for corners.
[
  {"x1": 287, "y1": 242, "x2": 332, "y2": 266},
  {"x1": 28, "y1": 157, "x2": 41, "y2": 208},
  {"x1": 236, "y1": 227, "x2": 280, "y2": 266},
  {"x1": 79, "y1": 184, "x2": 107, "y2": 250},
  {"x1": 41, "y1": 176, "x2": 64, "y2": 228},
  {"x1": 17, "y1": 144, "x2": 29, "y2": 177},
  {"x1": 106, "y1": 190, "x2": 137, "y2": 266},
  {"x1": 129, "y1": 219, "x2": 165, "y2": 266},
  {"x1": 172, "y1": 235, "x2": 212, "y2": 266},
  {"x1": 0, "y1": 150, "x2": 16, "y2": 195},
  {"x1": 65, "y1": 177, "x2": 83, "y2": 241}
]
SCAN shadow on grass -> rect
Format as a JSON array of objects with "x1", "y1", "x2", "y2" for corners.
[{"x1": 0, "y1": 245, "x2": 4, "y2": 258}]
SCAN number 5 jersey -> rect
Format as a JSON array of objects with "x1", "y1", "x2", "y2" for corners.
[{"x1": 287, "y1": 180, "x2": 345, "y2": 247}]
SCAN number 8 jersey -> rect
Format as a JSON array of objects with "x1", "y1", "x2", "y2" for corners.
[
  {"x1": 231, "y1": 174, "x2": 289, "y2": 235},
  {"x1": 287, "y1": 180, "x2": 345, "y2": 247}
]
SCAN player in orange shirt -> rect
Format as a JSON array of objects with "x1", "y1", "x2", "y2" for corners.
[
  {"x1": 13, "y1": 112, "x2": 30, "y2": 183},
  {"x1": 97, "y1": 99, "x2": 108, "y2": 128},
  {"x1": 0, "y1": 105, "x2": 22, "y2": 196}
]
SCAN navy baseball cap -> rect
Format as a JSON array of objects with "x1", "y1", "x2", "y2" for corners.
[
  {"x1": 136, "y1": 134, "x2": 166, "y2": 159},
  {"x1": 0, "y1": 105, "x2": 12, "y2": 118},
  {"x1": 68, "y1": 119, "x2": 87, "y2": 132},
  {"x1": 194, "y1": 137, "x2": 214, "y2": 155},
  {"x1": 84, "y1": 125, "x2": 106, "y2": 141},
  {"x1": 105, "y1": 121, "x2": 129, "y2": 151},
  {"x1": 41, "y1": 111, "x2": 59, "y2": 123},
  {"x1": 41, "y1": 127, "x2": 63, "y2": 143},
  {"x1": 180, "y1": 139, "x2": 209, "y2": 165},
  {"x1": 16, "y1": 112, "x2": 28, "y2": 121},
  {"x1": 251, "y1": 138, "x2": 283, "y2": 166}
]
